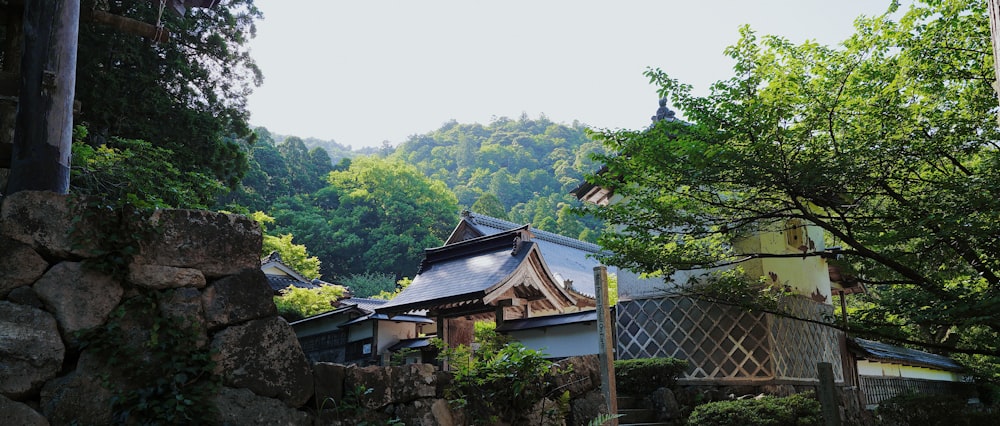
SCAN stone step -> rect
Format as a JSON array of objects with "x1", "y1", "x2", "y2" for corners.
[
  {"x1": 617, "y1": 395, "x2": 640, "y2": 409},
  {"x1": 618, "y1": 407, "x2": 657, "y2": 424}
]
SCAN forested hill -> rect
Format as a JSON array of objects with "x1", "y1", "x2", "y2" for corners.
[
  {"x1": 223, "y1": 115, "x2": 608, "y2": 284},
  {"x1": 389, "y1": 115, "x2": 606, "y2": 234}
]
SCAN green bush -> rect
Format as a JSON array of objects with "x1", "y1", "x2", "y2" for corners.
[
  {"x1": 687, "y1": 392, "x2": 822, "y2": 426},
  {"x1": 614, "y1": 357, "x2": 688, "y2": 395},
  {"x1": 876, "y1": 392, "x2": 991, "y2": 426},
  {"x1": 435, "y1": 332, "x2": 562, "y2": 425}
]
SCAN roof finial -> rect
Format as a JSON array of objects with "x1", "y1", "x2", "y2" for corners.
[{"x1": 650, "y1": 97, "x2": 676, "y2": 126}]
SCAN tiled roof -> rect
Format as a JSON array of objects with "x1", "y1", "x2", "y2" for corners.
[
  {"x1": 376, "y1": 229, "x2": 534, "y2": 314},
  {"x1": 387, "y1": 337, "x2": 434, "y2": 351},
  {"x1": 850, "y1": 338, "x2": 964, "y2": 372},
  {"x1": 462, "y1": 211, "x2": 604, "y2": 297},
  {"x1": 496, "y1": 309, "x2": 598, "y2": 332},
  {"x1": 266, "y1": 275, "x2": 319, "y2": 293}
]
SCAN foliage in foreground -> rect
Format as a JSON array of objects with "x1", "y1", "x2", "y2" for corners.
[
  {"x1": 687, "y1": 392, "x2": 822, "y2": 426},
  {"x1": 614, "y1": 357, "x2": 688, "y2": 395},
  {"x1": 583, "y1": 0, "x2": 1000, "y2": 372},
  {"x1": 434, "y1": 326, "x2": 562, "y2": 425},
  {"x1": 875, "y1": 392, "x2": 994, "y2": 426}
]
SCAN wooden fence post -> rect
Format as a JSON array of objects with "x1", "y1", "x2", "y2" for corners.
[
  {"x1": 594, "y1": 266, "x2": 618, "y2": 425},
  {"x1": 817, "y1": 362, "x2": 842, "y2": 426}
]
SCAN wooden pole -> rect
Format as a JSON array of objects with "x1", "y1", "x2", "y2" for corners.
[
  {"x1": 7, "y1": 0, "x2": 79, "y2": 195},
  {"x1": 594, "y1": 266, "x2": 618, "y2": 425},
  {"x1": 817, "y1": 362, "x2": 843, "y2": 426},
  {"x1": 989, "y1": 0, "x2": 1000, "y2": 105}
]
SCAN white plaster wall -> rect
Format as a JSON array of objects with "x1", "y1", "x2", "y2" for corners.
[
  {"x1": 376, "y1": 321, "x2": 419, "y2": 355},
  {"x1": 507, "y1": 322, "x2": 598, "y2": 358},
  {"x1": 857, "y1": 360, "x2": 959, "y2": 381}
]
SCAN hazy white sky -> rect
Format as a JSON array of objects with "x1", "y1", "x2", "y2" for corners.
[{"x1": 246, "y1": 1, "x2": 894, "y2": 149}]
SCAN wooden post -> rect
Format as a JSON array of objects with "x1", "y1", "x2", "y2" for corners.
[
  {"x1": 594, "y1": 266, "x2": 618, "y2": 424},
  {"x1": 817, "y1": 362, "x2": 842, "y2": 426},
  {"x1": 989, "y1": 0, "x2": 1000, "y2": 105},
  {"x1": 7, "y1": 0, "x2": 79, "y2": 195}
]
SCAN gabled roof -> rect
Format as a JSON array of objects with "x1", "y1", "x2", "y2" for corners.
[
  {"x1": 376, "y1": 227, "x2": 580, "y2": 316},
  {"x1": 496, "y1": 309, "x2": 599, "y2": 332},
  {"x1": 448, "y1": 211, "x2": 604, "y2": 298},
  {"x1": 850, "y1": 338, "x2": 965, "y2": 372}
]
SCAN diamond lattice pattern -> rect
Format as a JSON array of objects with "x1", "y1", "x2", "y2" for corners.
[
  {"x1": 769, "y1": 298, "x2": 844, "y2": 381},
  {"x1": 617, "y1": 297, "x2": 773, "y2": 379}
]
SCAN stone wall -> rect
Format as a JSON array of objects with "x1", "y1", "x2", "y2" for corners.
[{"x1": 0, "y1": 191, "x2": 606, "y2": 425}]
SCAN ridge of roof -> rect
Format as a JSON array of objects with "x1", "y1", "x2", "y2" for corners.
[
  {"x1": 465, "y1": 211, "x2": 601, "y2": 253},
  {"x1": 419, "y1": 225, "x2": 531, "y2": 272}
]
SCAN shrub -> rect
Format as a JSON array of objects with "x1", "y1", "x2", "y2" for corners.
[
  {"x1": 687, "y1": 392, "x2": 822, "y2": 426},
  {"x1": 614, "y1": 357, "x2": 688, "y2": 395},
  {"x1": 435, "y1": 332, "x2": 562, "y2": 425},
  {"x1": 876, "y1": 392, "x2": 991, "y2": 426}
]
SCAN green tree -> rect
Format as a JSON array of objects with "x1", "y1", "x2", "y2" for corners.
[
  {"x1": 76, "y1": 0, "x2": 262, "y2": 201},
  {"x1": 273, "y1": 157, "x2": 458, "y2": 279},
  {"x1": 584, "y1": 0, "x2": 1000, "y2": 371},
  {"x1": 273, "y1": 285, "x2": 347, "y2": 321},
  {"x1": 470, "y1": 193, "x2": 508, "y2": 219},
  {"x1": 340, "y1": 271, "x2": 397, "y2": 298},
  {"x1": 251, "y1": 211, "x2": 321, "y2": 280}
]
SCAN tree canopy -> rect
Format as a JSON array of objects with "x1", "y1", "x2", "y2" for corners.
[
  {"x1": 75, "y1": 0, "x2": 262, "y2": 202},
  {"x1": 584, "y1": 0, "x2": 1000, "y2": 375}
]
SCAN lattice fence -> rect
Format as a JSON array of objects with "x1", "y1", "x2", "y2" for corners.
[
  {"x1": 616, "y1": 297, "x2": 773, "y2": 379},
  {"x1": 769, "y1": 298, "x2": 843, "y2": 381}
]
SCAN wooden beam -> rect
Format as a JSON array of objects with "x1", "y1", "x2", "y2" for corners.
[{"x1": 83, "y1": 9, "x2": 169, "y2": 43}]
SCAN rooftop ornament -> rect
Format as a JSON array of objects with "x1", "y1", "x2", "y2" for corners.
[{"x1": 650, "y1": 97, "x2": 676, "y2": 126}]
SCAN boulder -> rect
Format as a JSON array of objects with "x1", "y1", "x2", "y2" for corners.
[
  {"x1": 39, "y1": 353, "x2": 115, "y2": 426},
  {"x1": 0, "y1": 301, "x2": 65, "y2": 399},
  {"x1": 390, "y1": 397, "x2": 459, "y2": 426},
  {"x1": 0, "y1": 236, "x2": 49, "y2": 297},
  {"x1": 347, "y1": 363, "x2": 438, "y2": 409},
  {"x1": 33, "y1": 261, "x2": 123, "y2": 338},
  {"x1": 159, "y1": 287, "x2": 209, "y2": 348},
  {"x1": 202, "y1": 268, "x2": 276, "y2": 331},
  {"x1": 550, "y1": 355, "x2": 600, "y2": 397},
  {"x1": 648, "y1": 387, "x2": 682, "y2": 421},
  {"x1": 314, "y1": 362, "x2": 349, "y2": 405},
  {"x1": 568, "y1": 390, "x2": 606, "y2": 426},
  {"x1": 211, "y1": 316, "x2": 314, "y2": 407},
  {"x1": 137, "y1": 209, "x2": 261, "y2": 278},
  {"x1": 6, "y1": 286, "x2": 45, "y2": 309},
  {"x1": 127, "y1": 263, "x2": 206, "y2": 290},
  {"x1": 0, "y1": 191, "x2": 103, "y2": 258},
  {"x1": 212, "y1": 387, "x2": 313, "y2": 426},
  {"x1": 0, "y1": 394, "x2": 48, "y2": 426}
]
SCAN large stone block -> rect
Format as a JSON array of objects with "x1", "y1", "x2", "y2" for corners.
[
  {"x1": 314, "y1": 362, "x2": 348, "y2": 405},
  {"x1": 202, "y1": 268, "x2": 276, "y2": 331},
  {"x1": 0, "y1": 236, "x2": 49, "y2": 297},
  {"x1": 212, "y1": 387, "x2": 313, "y2": 426},
  {"x1": 34, "y1": 262, "x2": 123, "y2": 338},
  {"x1": 0, "y1": 301, "x2": 65, "y2": 399},
  {"x1": 346, "y1": 363, "x2": 438, "y2": 409},
  {"x1": 39, "y1": 352, "x2": 115, "y2": 426},
  {"x1": 137, "y1": 209, "x2": 261, "y2": 278},
  {"x1": 0, "y1": 191, "x2": 104, "y2": 258},
  {"x1": 127, "y1": 263, "x2": 206, "y2": 290},
  {"x1": 211, "y1": 316, "x2": 314, "y2": 407},
  {"x1": 0, "y1": 394, "x2": 48, "y2": 426}
]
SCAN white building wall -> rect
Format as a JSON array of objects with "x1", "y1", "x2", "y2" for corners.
[
  {"x1": 506, "y1": 322, "x2": 598, "y2": 358},
  {"x1": 857, "y1": 360, "x2": 960, "y2": 382},
  {"x1": 376, "y1": 321, "x2": 420, "y2": 355}
]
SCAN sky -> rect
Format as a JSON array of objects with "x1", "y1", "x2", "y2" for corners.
[{"x1": 246, "y1": 1, "x2": 895, "y2": 150}]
